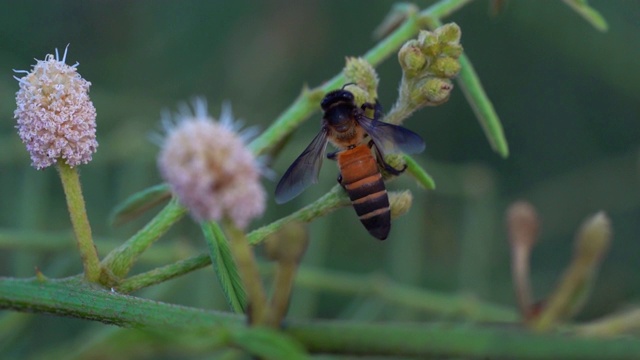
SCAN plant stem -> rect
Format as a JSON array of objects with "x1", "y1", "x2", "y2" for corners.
[
  {"x1": 117, "y1": 254, "x2": 210, "y2": 293},
  {"x1": 224, "y1": 220, "x2": 268, "y2": 325},
  {"x1": 2, "y1": 277, "x2": 640, "y2": 359},
  {"x1": 116, "y1": 187, "x2": 349, "y2": 292},
  {"x1": 56, "y1": 161, "x2": 101, "y2": 282},
  {"x1": 532, "y1": 213, "x2": 611, "y2": 331},
  {"x1": 101, "y1": 198, "x2": 187, "y2": 281},
  {"x1": 290, "y1": 265, "x2": 517, "y2": 322},
  {"x1": 403, "y1": 154, "x2": 436, "y2": 190},
  {"x1": 248, "y1": 185, "x2": 350, "y2": 245},
  {"x1": 575, "y1": 308, "x2": 640, "y2": 337},
  {"x1": 561, "y1": 0, "x2": 608, "y2": 32},
  {"x1": 268, "y1": 262, "x2": 297, "y2": 327},
  {"x1": 116, "y1": 254, "x2": 516, "y2": 322}
]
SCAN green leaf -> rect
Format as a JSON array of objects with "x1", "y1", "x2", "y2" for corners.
[
  {"x1": 231, "y1": 327, "x2": 308, "y2": 360},
  {"x1": 457, "y1": 54, "x2": 509, "y2": 158},
  {"x1": 202, "y1": 222, "x2": 247, "y2": 313},
  {"x1": 109, "y1": 183, "x2": 171, "y2": 227},
  {"x1": 403, "y1": 154, "x2": 436, "y2": 190},
  {"x1": 562, "y1": 0, "x2": 609, "y2": 32}
]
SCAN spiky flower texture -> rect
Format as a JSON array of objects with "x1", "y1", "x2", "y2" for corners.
[
  {"x1": 14, "y1": 46, "x2": 98, "y2": 170},
  {"x1": 158, "y1": 100, "x2": 265, "y2": 229}
]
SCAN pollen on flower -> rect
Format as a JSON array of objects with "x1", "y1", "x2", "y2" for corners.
[
  {"x1": 157, "y1": 99, "x2": 266, "y2": 228},
  {"x1": 13, "y1": 46, "x2": 98, "y2": 170}
]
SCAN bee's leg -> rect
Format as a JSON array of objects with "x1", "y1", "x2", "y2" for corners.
[
  {"x1": 371, "y1": 141, "x2": 406, "y2": 175},
  {"x1": 337, "y1": 173, "x2": 343, "y2": 185},
  {"x1": 361, "y1": 100, "x2": 383, "y2": 121}
]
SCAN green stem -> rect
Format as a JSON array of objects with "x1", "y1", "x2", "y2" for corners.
[
  {"x1": 2, "y1": 277, "x2": 640, "y2": 359},
  {"x1": 113, "y1": 188, "x2": 349, "y2": 293},
  {"x1": 290, "y1": 265, "x2": 517, "y2": 322},
  {"x1": 248, "y1": 185, "x2": 350, "y2": 245},
  {"x1": 575, "y1": 308, "x2": 640, "y2": 337},
  {"x1": 561, "y1": 0, "x2": 608, "y2": 32},
  {"x1": 403, "y1": 154, "x2": 436, "y2": 190},
  {"x1": 115, "y1": 253, "x2": 516, "y2": 322},
  {"x1": 419, "y1": 0, "x2": 473, "y2": 20},
  {"x1": 101, "y1": 198, "x2": 187, "y2": 281},
  {"x1": 268, "y1": 262, "x2": 297, "y2": 328},
  {"x1": 56, "y1": 161, "x2": 101, "y2": 282},
  {"x1": 456, "y1": 53, "x2": 509, "y2": 157},
  {"x1": 532, "y1": 213, "x2": 611, "y2": 331},
  {"x1": 117, "y1": 254, "x2": 210, "y2": 293}
]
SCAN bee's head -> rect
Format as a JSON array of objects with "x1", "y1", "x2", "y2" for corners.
[{"x1": 321, "y1": 88, "x2": 355, "y2": 111}]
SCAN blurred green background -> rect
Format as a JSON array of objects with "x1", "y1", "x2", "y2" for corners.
[{"x1": 1, "y1": 0, "x2": 639, "y2": 357}]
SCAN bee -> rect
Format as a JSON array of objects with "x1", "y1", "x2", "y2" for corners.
[{"x1": 275, "y1": 85, "x2": 425, "y2": 240}]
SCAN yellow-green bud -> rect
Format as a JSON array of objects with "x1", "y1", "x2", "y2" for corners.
[
  {"x1": 344, "y1": 57, "x2": 379, "y2": 99},
  {"x1": 435, "y1": 22, "x2": 461, "y2": 44},
  {"x1": 417, "y1": 30, "x2": 437, "y2": 48},
  {"x1": 398, "y1": 40, "x2": 427, "y2": 78},
  {"x1": 441, "y1": 43, "x2": 464, "y2": 59},
  {"x1": 412, "y1": 77, "x2": 454, "y2": 106},
  {"x1": 343, "y1": 83, "x2": 372, "y2": 110},
  {"x1": 429, "y1": 57, "x2": 461, "y2": 78},
  {"x1": 389, "y1": 190, "x2": 413, "y2": 219},
  {"x1": 418, "y1": 30, "x2": 440, "y2": 58}
]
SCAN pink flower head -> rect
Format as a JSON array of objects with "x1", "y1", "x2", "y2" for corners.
[
  {"x1": 157, "y1": 99, "x2": 265, "y2": 229},
  {"x1": 13, "y1": 45, "x2": 98, "y2": 170}
]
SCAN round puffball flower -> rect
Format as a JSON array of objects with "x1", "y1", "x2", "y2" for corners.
[
  {"x1": 157, "y1": 99, "x2": 265, "y2": 229},
  {"x1": 13, "y1": 46, "x2": 98, "y2": 170}
]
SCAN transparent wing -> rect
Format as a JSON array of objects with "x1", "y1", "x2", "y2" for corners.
[
  {"x1": 357, "y1": 116, "x2": 425, "y2": 156},
  {"x1": 274, "y1": 128, "x2": 329, "y2": 204}
]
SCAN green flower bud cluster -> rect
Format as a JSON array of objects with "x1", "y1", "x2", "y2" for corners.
[{"x1": 396, "y1": 23, "x2": 462, "y2": 112}]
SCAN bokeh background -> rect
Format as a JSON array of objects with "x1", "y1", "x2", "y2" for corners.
[{"x1": 1, "y1": 0, "x2": 639, "y2": 357}]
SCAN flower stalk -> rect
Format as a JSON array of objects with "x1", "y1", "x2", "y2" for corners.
[
  {"x1": 532, "y1": 212, "x2": 612, "y2": 331},
  {"x1": 56, "y1": 160, "x2": 101, "y2": 282},
  {"x1": 264, "y1": 222, "x2": 309, "y2": 327},
  {"x1": 101, "y1": 198, "x2": 187, "y2": 281},
  {"x1": 224, "y1": 219, "x2": 268, "y2": 325},
  {"x1": 506, "y1": 201, "x2": 539, "y2": 320}
]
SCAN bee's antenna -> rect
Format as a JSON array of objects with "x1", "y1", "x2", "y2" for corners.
[{"x1": 341, "y1": 82, "x2": 356, "y2": 90}]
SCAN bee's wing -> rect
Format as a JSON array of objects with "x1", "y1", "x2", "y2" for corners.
[
  {"x1": 357, "y1": 116, "x2": 425, "y2": 156},
  {"x1": 274, "y1": 127, "x2": 329, "y2": 204}
]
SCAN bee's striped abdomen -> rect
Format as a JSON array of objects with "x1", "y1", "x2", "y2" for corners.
[{"x1": 338, "y1": 145, "x2": 390, "y2": 240}]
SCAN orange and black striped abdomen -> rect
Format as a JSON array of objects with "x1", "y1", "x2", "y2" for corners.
[{"x1": 337, "y1": 144, "x2": 390, "y2": 240}]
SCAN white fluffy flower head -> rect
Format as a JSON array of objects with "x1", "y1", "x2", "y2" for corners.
[
  {"x1": 13, "y1": 46, "x2": 98, "y2": 170},
  {"x1": 157, "y1": 99, "x2": 265, "y2": 229}
]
